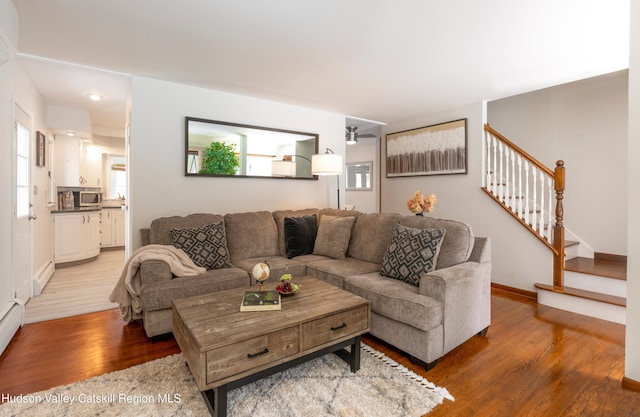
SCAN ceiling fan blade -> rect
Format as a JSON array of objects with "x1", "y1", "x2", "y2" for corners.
[{"x1": 358, "y1": 133, "x2": 377, "y2": 138}]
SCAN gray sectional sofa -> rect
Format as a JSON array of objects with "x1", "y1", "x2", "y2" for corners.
[{"x1": 132, "y1": 208, "x2": 491, "y2": 369}]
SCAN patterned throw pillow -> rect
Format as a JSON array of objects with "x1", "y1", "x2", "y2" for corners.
[
  {"x1": 380, "y1": 224, "x2": 446, "y2": 286},
  {"x1": 170, "y1": 221, "x2": 231, "y2": 270}
]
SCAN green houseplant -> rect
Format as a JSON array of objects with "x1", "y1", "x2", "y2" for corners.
[{"x1": 200, "y1": 141, "x2": 239, "y2": 175}]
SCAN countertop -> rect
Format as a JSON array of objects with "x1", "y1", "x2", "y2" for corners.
[{"x1": 51, "y1": 207, "x2": 103, "y2": 214}]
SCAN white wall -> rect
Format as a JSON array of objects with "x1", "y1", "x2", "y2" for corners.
[
  {"x1": 345, "y1": 133, "x2": 379, "y2": 213},
  {"x1": 128, "y1": 76, "x2": 346, "y2": 250},
  {"x1": 380, "y1": 102, "x2": 553, "y2": 291},
  {"x1": 625, "y1": 0, "x2": 640, "y2": 384},
  {"x1": 0, "y1": 59, "x2": 13, "y2": 316},
  {"x1": 488, "y1": 71, "x2": 629, "y2": 256}
]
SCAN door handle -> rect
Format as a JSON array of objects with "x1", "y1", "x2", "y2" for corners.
[{"x1": 28, "y1": 215, "x2": 37, "y2": 221}]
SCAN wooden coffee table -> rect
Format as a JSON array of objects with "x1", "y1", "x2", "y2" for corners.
[{"x1": 172, "y1": 276, "x2": 371, "y2": 417}]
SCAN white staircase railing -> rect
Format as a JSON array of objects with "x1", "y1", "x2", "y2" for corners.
[{"x1": 482, "y1": 124, "x2": 566, "y2": 287}]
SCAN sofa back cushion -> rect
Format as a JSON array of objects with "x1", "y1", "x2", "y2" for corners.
[
  {"x1": 149, "y1": 213, "x2": 224, "y2": 245},
  {"x1": 348, "y1": 213, "x2": 402, "y2": 264},
  {"x1": 272, "y1": 208, "x2": 320, "y2": 256},
  {"x1": 224, "y1": 211, "x2": 279, "y2": 261},
  {"x1": 398, "y1": 216, "x2": 475, "y2": 269}
]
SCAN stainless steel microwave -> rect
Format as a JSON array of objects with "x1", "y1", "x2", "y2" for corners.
[{"x1": 74, "y1": 191, "x2": 102, "y2": 207}]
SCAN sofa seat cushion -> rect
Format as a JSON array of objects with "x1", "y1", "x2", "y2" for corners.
[
  {"x1": 344, "y1": 272, "x2": 442, "y2": 332},
  {"x1": 141, "y1": 267, "x2": 249, "y2": 311},
  {"x1": 306, "y1": 257, "x2": 381, "y2": 289},
  {"x1": 232, "y1": 256, "x2": 307, "y2": 284},
  {"x1": 398, "y1": 216, "x2": 474, "y2": 269}
]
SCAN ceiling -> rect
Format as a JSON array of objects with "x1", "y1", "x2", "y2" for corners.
[{"x1": 12, "y1": 1, "x2": 630, "y2": 139}]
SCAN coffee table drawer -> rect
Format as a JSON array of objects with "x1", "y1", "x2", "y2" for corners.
[
  {"x1": 301, "y1": 305, "x2": 369, "y2": 350},
  {"x1": 206, "y1": 326, "x2": 299, "y2": 384}
]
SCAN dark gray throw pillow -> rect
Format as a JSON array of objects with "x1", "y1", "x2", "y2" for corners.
[
  {"x1": 380, "y1": 224, "x2": 446, "y2": 286},
  {"x1": 170, "y1": 221, "x2": 231, "y2": 270},
  {"x1": 284, "y1": 214, "x2": 318, "y2": 259}
]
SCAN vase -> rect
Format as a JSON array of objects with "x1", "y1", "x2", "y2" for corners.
[{"x1": 415, "y1": 212, "x2": 424, "y2": 217}]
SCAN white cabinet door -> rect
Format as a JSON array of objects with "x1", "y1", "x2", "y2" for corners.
[
  {"x1": 113, "y1": 210, "x2": 126, "y2": 246},
  {"x1": 54, "y1": 137, "x2": 83, "y2": 187},
  {"x1": 85, "y1": 212, "x2": 101, "y2": 257},
  {"x1": 53, "y1": 211, "x2": 102, "y2": 263},
  {"x1": 84, "y1": 145, "x2": 102, "y2": 186},
  {"x1": 100, "y1": 210, "x2": 112, "y2": 247},
  {"x1": 53, "y1": 213, "x2": 85, "y2": 262}
]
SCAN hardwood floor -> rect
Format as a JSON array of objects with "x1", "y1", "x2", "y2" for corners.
[{"x1": 1, "y1": 289, "x2": 638, "y2": 416}]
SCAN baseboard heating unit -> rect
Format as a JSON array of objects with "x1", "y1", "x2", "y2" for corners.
[{"x1": 0, "y1": 302, "x2": 24, "y2": 356}]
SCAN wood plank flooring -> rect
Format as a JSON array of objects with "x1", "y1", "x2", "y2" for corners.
[
  {"x1": 25, "y1": 249, "x2": 124, "y2": 323},
  {"x1": 2, "y1": 288, "x2": 638, "y2": 416}
]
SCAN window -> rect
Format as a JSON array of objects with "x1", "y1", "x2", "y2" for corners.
[{"x1": 15, "y1": 121, "x2": 30, "y2": 218}]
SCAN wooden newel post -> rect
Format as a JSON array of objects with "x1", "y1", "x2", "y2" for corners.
[{"x1": 553, "y1": 160, "x2": 565, "y2": 288}]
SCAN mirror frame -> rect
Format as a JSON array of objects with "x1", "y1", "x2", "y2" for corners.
[
  {"x1": 185, "y1": 116, "x2": 319, "y2": 180},
  {"x1": 345, "y1": 161, "x2": 373, "y2": 191}
]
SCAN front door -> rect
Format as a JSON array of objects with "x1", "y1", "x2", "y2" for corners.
[{"x1": 13, "y1": 102, "x2": 32, "y2": 303}]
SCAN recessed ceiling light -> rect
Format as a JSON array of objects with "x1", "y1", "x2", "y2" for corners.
[{"x1": 86, "y1": 93, "x2": 103, "y2": 101}]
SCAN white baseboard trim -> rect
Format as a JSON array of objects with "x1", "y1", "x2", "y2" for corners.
[{"x1": 33, "y1": 260, "x2": 55, "y2": 296}]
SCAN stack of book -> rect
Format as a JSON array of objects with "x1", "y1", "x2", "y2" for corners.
[{"x1": 240, "y1": 290, "x2": 281, "y2": 312}]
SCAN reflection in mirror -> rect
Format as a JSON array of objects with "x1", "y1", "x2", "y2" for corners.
[
  {"x1": 346, "y1": 161, "x2": 372, "y2": 190},
  {"x1": 185, "y1": 117, "x2": 318, "y2": 179}
]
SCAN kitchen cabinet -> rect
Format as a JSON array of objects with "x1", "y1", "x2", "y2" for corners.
[
  {"x1": 54, "y1": 136, "x2": 102, "y2": 187},
  {"x1": 101, "y1": 208, "x2": 125, "y2": 248},
  {"x1": 53, "y1": 210, "x2": 101, "y2": 263}
]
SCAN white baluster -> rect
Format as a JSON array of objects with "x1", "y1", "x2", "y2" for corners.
[
  {"x1": 539, "y1": 170, "x2": 545, "y2": 237},
  {"x1": 517, "y1": 156, "x2": 523, "y2": 218},
  {"x1": 524, "y1": 161, "x2": 530, "y2": 224},
  {"x1": 492, "y1": 136, "x2": 498, "y2": 195},
  {"x1": 498, "y1": 141, "x2": 504, "y2": 200},
  {"x1": 532, "y1": 166, "x2": 538, "y2": 228},
  {"x1": 548, "y1": 176, "x2": 554, "y2": 243},
  {"x1": 511, "y1": 150, "x2": 516, "y2": 211}
]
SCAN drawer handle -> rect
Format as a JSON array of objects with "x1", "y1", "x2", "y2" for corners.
[
  {"x1": 331, "y1": 323, "x2": 348, "y2": 331},
  {"x1": 247, "y1": 348, "x2": 269, "y2": 359}
]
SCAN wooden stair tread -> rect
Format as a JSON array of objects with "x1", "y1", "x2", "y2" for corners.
[
  {"x1": 535, "y1": 283, "x2": 626, "y2": 307},
  {"x1": 564, "y1": 256, "x2": 627, "y2": 281}
]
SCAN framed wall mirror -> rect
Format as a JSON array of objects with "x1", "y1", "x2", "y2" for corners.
[
  {"x1": 185, "y1": 117, "x2": 319, "y2": 179},
  {"x1": 345, "y1": 161, "x2": 372, "y2": 191}
]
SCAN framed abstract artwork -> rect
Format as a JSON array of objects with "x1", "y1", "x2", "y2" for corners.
[{"x1": 386, "y1": 118, "x2": 467, "y2": 177}]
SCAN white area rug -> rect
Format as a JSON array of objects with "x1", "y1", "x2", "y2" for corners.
[{"x1": 0, "y1": 344, "x2": 453, "y2": 417}]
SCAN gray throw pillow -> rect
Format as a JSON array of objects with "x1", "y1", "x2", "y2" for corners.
[
  {"x1": 170, "y1": 221, "x2": 231, "y2": 270},
  {"x1": 284, "y1": 214, "x2": 318, "y2": 259},
  {"x1": 380, "y1": 224, "x2": 446, "y2": 286},
  {"x1": 313, "y1": 215, "x2": 356, "y2": 260}
]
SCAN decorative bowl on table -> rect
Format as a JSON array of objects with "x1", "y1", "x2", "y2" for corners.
[
  {"x1": 277, "y1": 268, "x2": 299, "y2": 296},
  {"x1": 276, "y1": 281, "x2": 299, "y2": 296}
]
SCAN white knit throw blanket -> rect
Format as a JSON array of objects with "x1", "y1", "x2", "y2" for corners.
[{"x1": 109, "y1": 244, "x2": 206, "y2": 323}]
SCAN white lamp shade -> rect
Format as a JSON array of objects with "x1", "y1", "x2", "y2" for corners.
[{"x1": 312, "y1": 153, "x2": 343, "y2": 175}]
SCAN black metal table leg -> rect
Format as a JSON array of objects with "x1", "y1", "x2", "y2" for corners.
[{"x1": 202, "y1": 385, "x2": 227, "y2": 417}]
